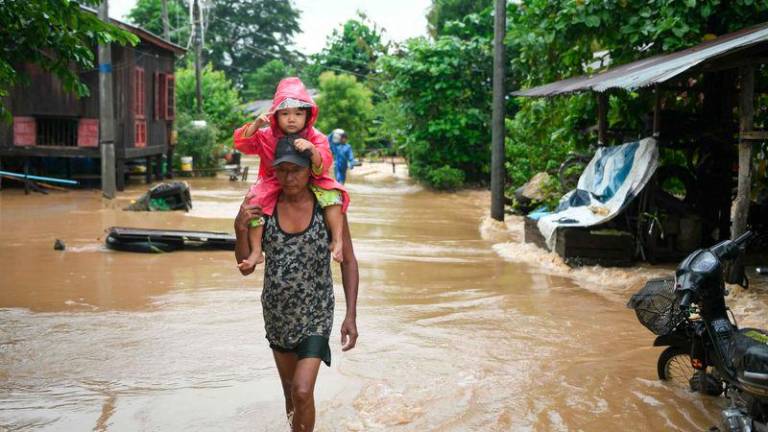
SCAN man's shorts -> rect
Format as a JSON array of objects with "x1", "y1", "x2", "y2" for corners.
[{"x1": 269, "y1": 335, "x2": 331, "y2": 366}]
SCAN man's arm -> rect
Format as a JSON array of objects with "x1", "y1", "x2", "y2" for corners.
[
  {"x1": 339, "y1": 215, "x2": 359, "y2": 351},
  {"x1": 234, "y1": 194, "x2": 263, "y2": 276}
]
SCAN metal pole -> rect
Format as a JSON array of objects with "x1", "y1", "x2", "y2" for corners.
[
  {"x1": 731, "y1": 66, "x2": 755, "y2": 239},
  {"x1": 98, "y1": 0, "x2": 116, "y2": 199},
  {"x1": 490, "y1": 0, "x2": 507, "y2": 221},
  {"x1": 193, "y1": 0, "x2": 203, "y2": 114},
  {"x1": 161, "y1": 0, "x2": 170, "y2": 40}
]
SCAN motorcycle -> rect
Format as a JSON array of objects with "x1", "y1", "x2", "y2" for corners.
[{"x1": 628, "y1": 231, "x2": 768, "y2": 432}]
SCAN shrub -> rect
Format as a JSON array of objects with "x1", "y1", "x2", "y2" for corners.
[
  {"x1": 426, "y1": 165, "x2": 465, "y2": 190},
  {"x1": 175, "y1": 113, "x2": 220, "y2": 173}
]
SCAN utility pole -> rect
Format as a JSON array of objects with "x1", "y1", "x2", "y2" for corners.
[
  {"x1": 490, "y1": 0, "x2": 507, "y2": 221},
  {"x1": 98, "y1": 0, "x2": 116, "y2": 198},
  {"x1": 193, "y1": 0, "x2": 203, "y2": 114},
  {"x1": 161, "y1": 0, "x2": 170, "y2": 40}
]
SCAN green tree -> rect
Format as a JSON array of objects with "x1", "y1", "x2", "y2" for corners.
[
  {"x1": 127, "y1": 0, "x2": 189, "y2": 46},
  {"x1": 205, "y1": 0, "x2": 301, "y2": 87},
  {"x1": 314, "y1": 71, "x2": 373, "y2": 153},
  {"x1": 0, "y1": 0, "x2": 137, "y2": 120},
  {"x1": 378, "y1": 35, "x2": 493, "y2": 189},
  {"x1": 426, "y1": 0, "x2": 489, "y2": 38},
  {"x1": 504, "y1": 0, "x2": 768, "y2": 190},
  {"x1": 175, "y1": 62, "x2": 244, "y2": 143},
  {"x1": 307, "y1": 13, "x2": 388, "y2": 83},
  {"x1": 241, "y1": 59, "x2": 296, "y2": 101}
]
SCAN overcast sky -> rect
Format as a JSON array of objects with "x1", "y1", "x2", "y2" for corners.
[{"x1": 108, "y1": 0, "x2": 431, "y2": 54}]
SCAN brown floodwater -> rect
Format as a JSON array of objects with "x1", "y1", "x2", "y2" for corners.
[{"x1": 2, "y1": 162, "x2": 767, "y2": 431}]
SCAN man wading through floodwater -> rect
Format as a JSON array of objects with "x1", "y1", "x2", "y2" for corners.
[{"x1": 234, "y1": 141, "x2": 359, "y2": 431}]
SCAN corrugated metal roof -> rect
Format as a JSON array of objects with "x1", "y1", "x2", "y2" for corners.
[
  {"x1": 513, "y1": 22, "x2": 768, "y2": 97},
  {"x1": 242, "y1": 89, "x2": 320, "y2": 115}
]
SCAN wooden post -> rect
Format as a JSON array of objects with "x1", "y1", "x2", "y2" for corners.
[
  {"x1": 154, "y1": 155, "x2": 163, "y2": 181},
  {"x1": 490, "y1": 0, "x2": 507, "y2": 221},
  {"x1": 653, "y1": 85, "x2": 661, "y2": 138},
  {"x1": 731, "y1": 66, "x2": 754, "y2": 239},
  {"x1": 116, "y1": 158, "x2": 126, "y2": 191},
  {"x1": 23, "y1": 158, "x2": 30, "y2": 195},
  {"x1": 98, "y1": 0, "x2": 116, "y2": 199},
  {"x1": 597, "y1": 92, "x2": 608, "y2": 146},
  {"x1": 145, "y1": 157, "x2": 152, "y2": 184}
]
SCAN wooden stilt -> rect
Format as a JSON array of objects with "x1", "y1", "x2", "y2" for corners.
[
  {"x1": 145, "y1": 157, "x2": 152, "y2": 185},
  {"x1": 116, "y1": 158, "x2": 126, "y2": 191},
  {"x1": 731, "y1": 66, "x2": 755, "y2": 239}
]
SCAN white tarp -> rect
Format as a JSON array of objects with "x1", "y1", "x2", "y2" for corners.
[{"x1": 536, "y1": 137, "x2": 659, "y2": 250}]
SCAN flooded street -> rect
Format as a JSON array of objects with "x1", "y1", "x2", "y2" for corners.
[{"x1": 2, "y1": 162, "x2": 767, "y2": 431}]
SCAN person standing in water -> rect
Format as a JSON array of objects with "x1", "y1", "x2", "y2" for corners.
[
  {"x1": 328, "y1": 129, "x2": 356, "y2": 184},
  {"x1": 234, "y1": 142, "x2": 359, "y2": 431}
]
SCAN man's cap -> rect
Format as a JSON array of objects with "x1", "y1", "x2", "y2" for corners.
[
  {"x1": 275, "y1": 97, "x2": 314, "y2": 111},
  {"x1": 273, "y1": 134, "x2": 311, "y2": 168}
]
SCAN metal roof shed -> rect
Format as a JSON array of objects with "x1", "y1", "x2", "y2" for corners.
[
  {"x1": 513, "y1": 22, "x2": 768, "y2": 97},
  {"x1": 512, "y1": 22, "x2": 768, "y2": 241}
]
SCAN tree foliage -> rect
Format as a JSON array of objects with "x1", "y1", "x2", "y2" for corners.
[
  {"x1": 204, "y1": 0, "x2": 301, "y2": 87},
  {"x1": 307, "y1": 13, "x2": 388, "y2": 84},
  {"x1": 314, "y1": 71, "x2": 373, "y2": 152},
  {"x1": 0, "y1": 0, "x2": 138, "y2": 120},
  {"x1": 241, "y1": 59, "x2": 296, "y2": 101},
  {"x1": 127, "y1": 0, "x2": 190, "y2": 47},
  {"x1": 175, "y1": 62, "x2": 244, "y2": 143},
  {"x1": 426, "y1": 0, "x2": 490, "y2": 38},
  {"x1": 378, "y1": 35, "x2": 492, "y2": 189},
  {"x1": 127, "y1": 0, "x2": 301, "y2": 87}
]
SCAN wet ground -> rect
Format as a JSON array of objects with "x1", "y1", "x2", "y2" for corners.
[{"x1": 1, "y1": 161, "x2": 767, "y2": 431}]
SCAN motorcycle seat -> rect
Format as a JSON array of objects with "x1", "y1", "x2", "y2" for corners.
[{"x1": 731, "y1": 328, "x2": 768, "y2": 393}]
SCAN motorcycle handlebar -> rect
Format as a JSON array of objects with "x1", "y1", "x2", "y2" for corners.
[
  {"x1": 679, "y1": 291, "x2": 693, "y2": 309},
  {"x1": 733, "y1": 230, "x2": 754, "y2": 247}
]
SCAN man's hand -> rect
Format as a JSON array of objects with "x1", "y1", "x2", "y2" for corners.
[
  {"x1": 340, "y1": 317, "x2": 358, "y2": 352},
  {"x1": 234, "y1": 191, "x2": 264, "y2": 232}
]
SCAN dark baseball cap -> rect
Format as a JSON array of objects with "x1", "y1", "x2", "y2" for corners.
[{"x1": 273, "y1": 134, "x2": 311, "y2": 168}]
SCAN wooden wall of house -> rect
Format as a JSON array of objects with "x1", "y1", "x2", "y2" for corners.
[
  {"x1": 124, "y1": 41, "x2": 176, "y2": 158},
  {"x1": 0, "y1": 40, "x2": 177, "y2": 159}
]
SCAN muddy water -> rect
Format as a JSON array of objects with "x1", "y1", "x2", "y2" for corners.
[{"x1": 1, "y1": 162, "x2": 767, "y2": 431}]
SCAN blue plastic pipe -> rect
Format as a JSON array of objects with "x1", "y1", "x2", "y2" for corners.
[{"x1": 0, "y1": 170, "x2": 79, "y2": 185}]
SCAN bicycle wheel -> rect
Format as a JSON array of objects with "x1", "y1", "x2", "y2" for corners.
[{"x1": 657, "y1": 346, "x2": 694, "y2": 389}]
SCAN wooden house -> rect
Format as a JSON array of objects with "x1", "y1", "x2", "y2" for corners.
[{"x1": 0, "y1": 13, "x2": 186, "y2": 190}]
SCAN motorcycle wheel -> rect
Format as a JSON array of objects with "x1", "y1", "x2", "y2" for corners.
[{"x1": 657, "y1": 346, "x2": 695, "y2": 389}]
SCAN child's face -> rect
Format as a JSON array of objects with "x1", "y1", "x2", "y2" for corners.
[{"x1": 275, "y1": 108, "x2": 307, "y2": 134}]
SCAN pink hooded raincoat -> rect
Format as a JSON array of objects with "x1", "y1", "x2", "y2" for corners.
[{"x1": 233, "y1": 77, "x2": 349, "y2": 216}]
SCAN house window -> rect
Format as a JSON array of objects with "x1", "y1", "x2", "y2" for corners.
[
  {"x1": 36, "y1": 117, "x2": 78, "y2": 147},
  {"x1": 134, "y1": 67, "x2": 145, "y2": 119},
  {"x1": 135, "y1": 120, "x2": 146, "y2": 147},
  {"x1": 165, "y1": 74, "x2": 175, "y2": 120}
]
